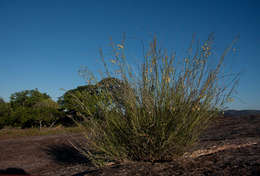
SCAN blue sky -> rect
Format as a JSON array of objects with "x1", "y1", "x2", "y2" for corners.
[{"x1": 0, "y1": 0, "x2": 259, "y2": 110}]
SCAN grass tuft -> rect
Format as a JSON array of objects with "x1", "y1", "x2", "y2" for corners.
[{"x1": 74, "y1": 34, "x2": 239, "y2": 167}]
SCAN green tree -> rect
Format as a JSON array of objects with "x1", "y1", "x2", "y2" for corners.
[
  {"x1": 9, "y1": 89, "x2": 60, "y2": 128},
  {"x1": 96, "y1": 77, "x2": 132, "y2": 109},
  {"x1": 58, "y1": 84, "x2": 98, "y2": 118},
  {"x1": 58, "y1": 77, "x2": 130, "y2": 121},
  {"x1": 0, "y1": 98, "x2": 11, "y2": 129},
  {"x1": 33, "y1": 98, "x2": 61, "y2": 128},
  {"x1": 10, "y1": 89, "x2": 50, "y2": 109}
]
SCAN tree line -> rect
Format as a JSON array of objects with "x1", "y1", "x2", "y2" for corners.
[{"x1": 0, "y1": 77, "x2": 126, "y2": 129}]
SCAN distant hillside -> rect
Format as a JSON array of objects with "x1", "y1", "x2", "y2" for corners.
[{"x1": 224, "y1": 110, "x2": 260, "y2": 117}]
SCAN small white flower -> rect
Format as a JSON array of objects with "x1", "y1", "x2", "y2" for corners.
[
  {"x1": 166, "y1": 77, "x2": 170, "y2": 83},
  {"x1": 110, "y1": 59, "x2": 116, "y2": 64},
  {"x1": 117, "y1": 44, "x2": 124, "y2": 49},
  {"x1": 227, "y1": 97, "x2": 234, "y2": 102}
]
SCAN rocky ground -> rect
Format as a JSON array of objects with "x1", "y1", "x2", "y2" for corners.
[{"x1": 0, "y1": 115, "x2": 260, "y2": 176}]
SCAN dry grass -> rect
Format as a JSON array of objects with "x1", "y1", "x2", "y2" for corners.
[{"x1": 184, "y1": 140, "x2": 258, "y2": 159}]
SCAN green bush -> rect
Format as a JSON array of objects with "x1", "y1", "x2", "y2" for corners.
[{"x1": 74, "y1": 34, "x2": 239, "y2": 166}]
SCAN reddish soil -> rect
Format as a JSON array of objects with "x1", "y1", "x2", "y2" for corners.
[{"x1": 0, "y1": 115, "x2": 260, "y2": 176}]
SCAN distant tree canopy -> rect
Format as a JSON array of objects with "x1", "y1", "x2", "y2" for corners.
[
  {"x1": 7, "y1": 89, "x2": 61, "y2": 128},
  {"x1": 10, "y1": 89, "x2": 50, "y2": 109},
  {"x1": 0, "y1": 98, "x2": 11, "y2": 129},
  {"x1": 0, "y1": 78, "x2": 133, "y2": 129},
  {"x1": 0, "y1": 98, "x2": 7, "y2": 114},
  {"x1": 0, "y1": 97, "x2": 4, "y2": 104},
  {"x1": 58, "y1": 77, "x2": 130, "y2": 120},
  {"x1": 58, "y1": 84, "x2": 98, "y2": 119},
  {"x1": 97, "y1": 77, "x2": 128, "y2": 105}
]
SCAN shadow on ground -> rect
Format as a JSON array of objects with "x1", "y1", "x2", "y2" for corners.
[
  {"x1": 43, "y1": 143, "x2": 91, "y2": 165},
  {"x1": 71, "y1": 169, "x2": 100, "y2": 176},
  {"x1": 0, "y1": 167, "x2": 30, "y2": 175}
]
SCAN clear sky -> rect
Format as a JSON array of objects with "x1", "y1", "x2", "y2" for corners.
[{"x1": 0, "y1": 0, "x2": 259, "y2": 110}]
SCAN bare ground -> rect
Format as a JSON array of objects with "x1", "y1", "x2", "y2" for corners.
[{"x1": 0, "y1": 115, "x2": 260, "y2": 176}]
